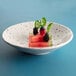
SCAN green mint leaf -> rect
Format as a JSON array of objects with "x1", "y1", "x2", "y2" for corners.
[
  {"x1": 34, "y1": 20, "x2": 40, "y2": 28},
  {"x1": 47, "y1": 23, "x2": 53, "y2": 33},
  {"x1": 40, "y1": 17, "x2": 46, "y2": 26}
]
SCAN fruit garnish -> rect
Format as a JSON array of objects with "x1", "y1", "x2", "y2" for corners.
[
  {"x1": 43, "y1": 23, "x2": 53, "y2": 42},
  {"x1": 40, "y1": 26, "x2": 46, "y2": 35},
  {"x1": 29, "y1": 17, "x2": 53, "y2": 47},
  {"x1": 39, "y1": 17, "x2": 46, "y2": 35},
  {"x1": 33, "y1": 17, "x2": 46, "y2": 35},
  {"x1": 33, "y1": 20, "x2": 41, "y2": 35}
]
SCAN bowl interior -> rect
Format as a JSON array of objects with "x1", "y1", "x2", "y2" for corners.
[{"x1": 2, "y1": 22, "x2": 73, "y2": 49}]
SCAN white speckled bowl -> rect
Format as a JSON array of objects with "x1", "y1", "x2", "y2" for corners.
[{"x1": 2, "y1": 22, "x2": 73, "y2": 55}]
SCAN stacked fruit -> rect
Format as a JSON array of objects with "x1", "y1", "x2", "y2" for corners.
[{"x1": 29, "y1": 17, "x2": 53, "y2": 47}]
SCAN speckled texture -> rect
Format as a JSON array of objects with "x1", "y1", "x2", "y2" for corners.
[{"x1": 2, "y1": 22, "x2": 73, "y2": 55}]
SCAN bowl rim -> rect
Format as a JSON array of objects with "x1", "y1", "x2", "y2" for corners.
[{"x1": 2, "y1": 21, "x2": 73, "y2": 50}]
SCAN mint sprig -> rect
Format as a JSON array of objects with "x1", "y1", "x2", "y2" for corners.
[
  {"x1": 47, "y1": 23, "x2": 53, "y2": 33},
  {"x1": 40, "y1": 17, "x2": 46, "y2": 26},
  {"x1": 34, "y1": 20, "x2": 40, "y2": 28},
  {"x1": 34, "y1": 18, "x2": 53, "y2": 32}
]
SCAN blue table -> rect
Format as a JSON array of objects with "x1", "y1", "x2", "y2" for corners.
[{"x1": 0, "y1": 0, "x2": 76, "y2": 76}]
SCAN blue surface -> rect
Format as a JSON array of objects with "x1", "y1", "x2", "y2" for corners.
[{"x1": 0, "y1": 0, "x2": 76, "y2": 76}]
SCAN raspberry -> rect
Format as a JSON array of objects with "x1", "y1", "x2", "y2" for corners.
[{"x1": 40, "y1": 26, "x2": 46, "y2": 35}]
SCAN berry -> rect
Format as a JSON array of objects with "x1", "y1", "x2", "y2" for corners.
[
  {"x1": 33, "y1": 27, "x2": 38, "y2": 35},
  {"x1": 40, "y1": 26, "x2": 46, "y2": 35},
  {"x1": 43, "y1": 33, "x2": 49, "y2": 42}
]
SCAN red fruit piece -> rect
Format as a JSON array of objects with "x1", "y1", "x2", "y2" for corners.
[
  {"x1": 29, "y1": 42, "x2": 49, "y2": 47},
  {"x1": 29, "y1": 34, "x2": 43, "y2": 43}
]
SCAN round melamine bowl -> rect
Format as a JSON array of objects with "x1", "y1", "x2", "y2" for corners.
[{"x1": 2, "y1": 22, "x2": 73, "y2": 55}]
